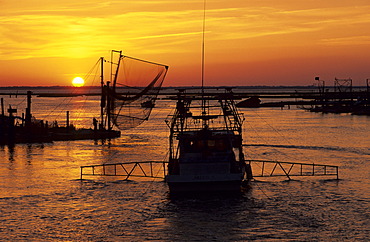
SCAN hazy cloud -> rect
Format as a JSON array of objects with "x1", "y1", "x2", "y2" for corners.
[{"x1": 2, "y1": 1, "x2": 370, "y2": 60}]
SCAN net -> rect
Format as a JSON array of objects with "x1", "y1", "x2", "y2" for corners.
[{"x1": 109, "y1": 55, "x2": 168, "y2": 130}]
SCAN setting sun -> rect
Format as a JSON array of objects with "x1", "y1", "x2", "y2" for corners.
[{"x1": 72, "y1": 77, "x2": 85, "y2": 87}]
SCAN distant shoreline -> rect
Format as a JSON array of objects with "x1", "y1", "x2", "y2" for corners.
[
  {"x1": 0, "y1": 85, "x2": 368, "y2": 89},
  {"x1": 0, "y1": 85, "x2": 368, "y2": 100}
]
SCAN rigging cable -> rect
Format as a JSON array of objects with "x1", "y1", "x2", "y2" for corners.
[
  {"x1": 43, "y1": 59, "x2": 101, "y2": 126},
  {"x1": 243, "y1": 108, "x2": 315, "y2": 164},
  {"x1": 73, "y1": 64, "x2": 101, "y2": 127}
]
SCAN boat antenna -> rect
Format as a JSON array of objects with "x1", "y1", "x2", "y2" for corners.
[
  {"x1": 201, "y1": 0, "x2": 206, "y2": 91},
  {"x1": 201, "y1": 0, "x2": 207, "y2": 120}
]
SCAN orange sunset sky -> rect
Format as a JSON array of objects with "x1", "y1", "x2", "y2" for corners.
[{"x1": 1, "y1": 0, "x2": 370, "y2": 87}]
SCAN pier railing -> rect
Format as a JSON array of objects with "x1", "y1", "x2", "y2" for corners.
[
  {"x1": 80, "y1": 161, "x2": 167, "y2": 180},
  {"x1": 248, "y1": 159, "x2": 339, "y2": 180}
]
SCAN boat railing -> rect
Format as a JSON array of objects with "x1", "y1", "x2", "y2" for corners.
[
  {"x1": 172, "y1": 126, "x2": 241, "y2": 134},
  {"x1": 247, "y1": 159, "x2": 339, "y2": 180},
  {"x1": 80, "y1": 161, "x2": 167, "y2": 180},
  {"x1": 79, "y1": 159, "x2": 339, "y2": 181}
]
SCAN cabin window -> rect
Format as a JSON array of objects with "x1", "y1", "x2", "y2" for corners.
[
  {"x1": 181, "y1": 138, "x2": 232, "y2": 153},
  {"x1": 215, "y1": 139, "x2": 228, "y2": 151},
  {"x1": 181, "y1": 139, "x2": 204, "y2": 152},
  {"x1": 207, "y1": 140, "x2": 216, "y2": 147}
]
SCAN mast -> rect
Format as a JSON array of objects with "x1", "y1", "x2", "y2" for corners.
[
  {"x1": 100, "y1": 57, "x2": 105, "y2": 130},
  {"x1": 111, "y1": 50, "x2": 123, "y2": 90},
  {"x1": 201, "y1": 0, "x2": 207, "y2": 127},
  {"x1": 106, "y1": 81, "x2": 111, "y2": 130},
  {"x1": 201, "y1": 0, "x2": 206, "y2": 92},
  {"x1": 108, "y1": 50, "x2": 123, "y2": 130}
]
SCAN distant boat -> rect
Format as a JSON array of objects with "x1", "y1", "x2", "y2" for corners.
[
  {"x1": 236, "y1": 96, "x2": 261, "y2": 107},
  {"x1": 236, "y1": 96, "x2": 284, "y2": 108}
]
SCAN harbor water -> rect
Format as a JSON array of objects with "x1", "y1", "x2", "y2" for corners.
[{"x1": 0, "y1": 88, "x2": 369, "y2": 241}]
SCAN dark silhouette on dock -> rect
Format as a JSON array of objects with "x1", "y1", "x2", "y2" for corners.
[
  {"x1": 1, "y1": 50, "x2": 168, "y2": 145},
  {"x1": 301, "y1": 78, "x2": 370, "y2": 115},
  {"x1": 235, "y1": 78, "x2": 369, "y2": 115},
  {"x1": 0, "y1": 91, "x2": 120, "y2": 145}
]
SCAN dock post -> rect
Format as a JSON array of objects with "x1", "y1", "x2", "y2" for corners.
[
  {"x1": 1, "y1": 98, "x2": 4, "y2": 116},
  {"x1": 66, "y1": 111, "x2": 70, "y2": 132},
  {"x1": 25, "y1": 91, "x2": 32, "y2": 128}
]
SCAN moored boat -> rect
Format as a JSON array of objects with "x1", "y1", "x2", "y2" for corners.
[{"x1": 0, "y1": 50, "x2": 168, "y2": 145}]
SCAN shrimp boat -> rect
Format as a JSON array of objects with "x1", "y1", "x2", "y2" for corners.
[
  {"x1": 38, "y1": 50, "x2": 169, "y2": 141},
  {"x1": 0, "y1": 50, "x2": 168, "y2": 145},
  {"x1": 164, "y1": 1, "x2": 250, "y2": 193},
  {"x1": 165, "y1": 89, "x2": 250, "y2": 193}
]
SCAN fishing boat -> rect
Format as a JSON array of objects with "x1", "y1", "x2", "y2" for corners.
[
  {"x1": 51, "y1": 50, "x2": 168, "y2": 138},
  {"x1": 165, "y1": 89, "x2": 251, "y2": 193},
  {"x1": 163, "y1": 1, "x2": 251, "y2": 193},
  {"x1": 0, "y1": 50, "x2": 168, "y2": 144}
]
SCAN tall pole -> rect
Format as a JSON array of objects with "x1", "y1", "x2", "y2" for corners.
[
  {"x1": 201, "y1": 0, "x2": 206, "y2": 92},
  {"x1": 66, "y1": 111, "x2": 70, "y2": 131},
  {"x1": 367, "y1": 79, "x2": 369, "y2": 105},
  {"x1": 112, "y1": 50, "x2": 122, "y2": 92},
  {"x1": 201, "y1": 0, "x2": 207, "y2": 127},
  {"x1": 25, "y1": 91, "x2": 32, "y2": 128},
  {"x1": 1, "y1": 98, "x2": 4, "y2": 116},
  {"x1": 100, "y1": 57, "x2": 105, "y2": 130},
  {"x1": 108, "y1": 50, "x2": 123, "y2": 131},
  {"x1": 106, "y1": 81, "x2": 111, "y2": 130}
]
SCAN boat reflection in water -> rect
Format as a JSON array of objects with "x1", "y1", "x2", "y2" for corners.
[{"x1": 165, "y1": 89, "x2": 252, "y2": 194}]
